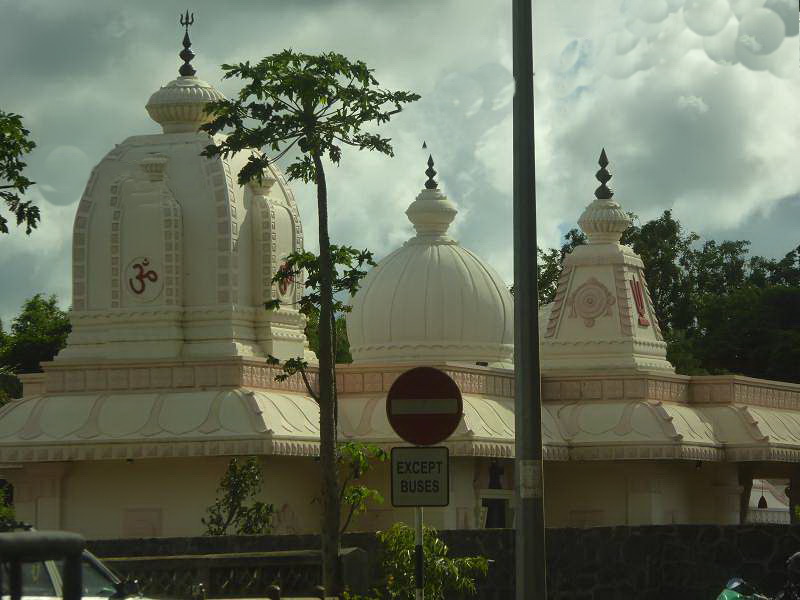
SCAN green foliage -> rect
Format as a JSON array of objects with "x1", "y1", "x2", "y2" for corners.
[
  {"x1": 536, "y1": 247, "x2": 561, "y2": 306},
  {"x1": 695, "y1": 285, "x2": 800, "y2": 383},
  {"x1": 347, "y1": 523, "x2": 488, "y2": 600},
  {"x1": 0, "y1": 485, "x2": 14, "y2": 522},
  {"x1": 0, "y1": 111, "x2": 38, "y2": 234},
  {"x1": 305, "y1": 312, "x2": 352, "y2": 364},
  {"x1": 0, "y1": 294, "x2": 71, "y2": 401},
  {"x1": 338, "y1": 442, "x2": 387, "y2": 534},
  {"x1": 265, "y1": 246, "x2": 374, "y2": 396},
  {"x1": 509, "y1": 247, "x2": 562, "y2": 306},
  {"x1": 265, "y1": 246, "x2": 375, "y2": 318},
  {"x1": 202, "y1": 457, "x2": 275, "y2": 536},
  {"x1": 201, "y1": 49, "x2": 420, "y2": 186}
]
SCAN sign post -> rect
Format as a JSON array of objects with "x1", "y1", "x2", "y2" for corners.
[{"x1": 387, "y1": 367, "x2": 463, "y2": 600}]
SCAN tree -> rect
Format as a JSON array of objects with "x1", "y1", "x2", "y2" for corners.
[
  {"x1": 338, "y1": 442, "x2": 387, "y2": 534},
  {"x1": 0, "y1": 294, "x2": 71, "y2": 401},
  {"x1": 201, "y1": 50, "x2": 419, "y2": 593},
  {"x1": 535, "y1": 247, "x2": 561, "y2": 306},
  {"x1": 0, "y1": 484, "x2": 14, "y2": 523},
  {"x1": 305, "y1": 312, "x2": 353, "y2": 364},
  {"x1": 267, "y1": 252, "x2": 386, "y2": 535},
  {"x1": 0, "y1": 111, "x2": 38, "y2": 234},
  {"x1": 202, "y1": 457, "x2": 275, "y2": 535},
  {"x1": 695, "y1": 285, "x2": 800, "y2": 383},
  {"x1": 621, "y1": 211, "x2": 699, "y2": 332},
  {"x1": 509, "y1": 247, "x2": 561, "y2": 305}
]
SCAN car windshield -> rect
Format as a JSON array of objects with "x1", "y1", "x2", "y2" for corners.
[
  {"x1": 0, "y1": 562, "x2": 56, "y2": 597},
  {"x1": 54, "y1": 558, "x2": 117, "y2": 598}
]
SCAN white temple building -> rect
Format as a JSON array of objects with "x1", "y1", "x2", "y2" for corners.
[{"x1": 1, "y1": 31, "x2": 799, "y2": 539}]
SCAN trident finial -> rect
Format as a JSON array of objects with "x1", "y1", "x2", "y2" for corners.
[
  {"x1": 425, "y1": 155, "x2": 438, "y2": 190},
  {"x1": 178, "y1": 10, "x2": 196, "y2": 77},
  {"x1": 180, "y1": 10, "x2": 194, "y2": 32},
  {"x1": 594, "y1": 148, "x2": 613, "y2": 200}
]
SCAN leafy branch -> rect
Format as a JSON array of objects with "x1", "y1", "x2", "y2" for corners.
[
  {"x1": 265, "y1": 245, "x2": 375, "y2": 402},
  {"x1": 338, "y1": 442, "x2": 387, "y2": 534},
  {"x1": 0, "y1": 111, "x2": 38, "y2": 234},
  {"x1": 202, "y1": 457, "x2": 275, "y2": 536}
]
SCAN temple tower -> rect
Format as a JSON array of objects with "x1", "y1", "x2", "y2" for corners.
[
  {"x1": 541, "y1": 150, "x2": 673, "y2": 373},
  {"x1": 59, "y1": 19, "x2": 309, "y2": 362}
]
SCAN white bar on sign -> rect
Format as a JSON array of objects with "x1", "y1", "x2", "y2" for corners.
[{"x1": 391, "y1": 397, "x2": 459, "y2": 415}]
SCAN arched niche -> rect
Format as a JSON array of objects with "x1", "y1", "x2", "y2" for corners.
[
  {"x1": 110, "y1": 155, "x2": 183, "y2": 309},
  {"x1": 250, "y1": 165, "x2": 305, "y2": 308}
]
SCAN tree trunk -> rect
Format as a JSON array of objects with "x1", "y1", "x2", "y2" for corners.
[{"x1": 313, "y1": 152, "x2": 342, "y2": 594}]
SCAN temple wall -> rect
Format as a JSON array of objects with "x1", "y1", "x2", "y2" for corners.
[
  {"x1": 544, "y1": 460, "x2": 741, "y2": 527},
  {"x1": 2, "y1": 456, "x2": 743, "y2": 539},
  {"x1": 24, "y1": 456, "x2": 322, "y2": 539}
]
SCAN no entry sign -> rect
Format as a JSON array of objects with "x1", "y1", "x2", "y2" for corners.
[
  {"x1": 386, "y1": 367, "x2": 463, "y2": 446},
  {"x1": 391, "y1": 446, "x2": 450, "y2": 507}
]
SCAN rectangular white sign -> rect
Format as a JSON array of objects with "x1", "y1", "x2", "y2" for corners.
[
  {"x1": 391, "y1": 446, "x2": 450, "y2": 507},
  {"x1": 389, "y1": 397, "x2": 460, "y2": 415}
]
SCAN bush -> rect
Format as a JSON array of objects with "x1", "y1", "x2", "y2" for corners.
[
  {"x1": 202, "y1": 457, "x2": 274, "y2": 535},
  {"x1": 347, "y1": 523, "x2": 488, "y2": 600}
]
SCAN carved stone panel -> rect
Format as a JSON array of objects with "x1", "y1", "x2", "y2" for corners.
[{"x1": 568, "y1": 277, "x2": 616, "y2": 327}]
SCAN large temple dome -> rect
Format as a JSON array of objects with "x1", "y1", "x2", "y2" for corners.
[{"x1": 346, "y1": 157, "x2": 514, "y2": 367}]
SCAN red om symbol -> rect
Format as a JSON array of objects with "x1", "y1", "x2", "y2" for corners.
[
  {"x1": 128, "y1": 258, "x2": 158, "y2": 295},
  {"x1": 277, "y1": 261, "x2": 295, "y2": 296}
]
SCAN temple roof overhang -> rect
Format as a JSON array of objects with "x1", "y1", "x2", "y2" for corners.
[{"x1": 1, "y1": 361, "x2": 799, "y2": 464}]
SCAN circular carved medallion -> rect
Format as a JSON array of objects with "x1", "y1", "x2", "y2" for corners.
[{"x1": 568, "y1": 277, "x2": 616, "y2": 327}]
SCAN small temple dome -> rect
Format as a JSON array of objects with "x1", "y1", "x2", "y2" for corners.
[
  {"x1": 146, "y1": 76, "x2": 226, "y2": 133},
  {"x1": 347, "y1": 157, "x2": 514, "y2": 367},
  {"x1": 145, "y1": 14, "x2": 225, "y2": 134}
]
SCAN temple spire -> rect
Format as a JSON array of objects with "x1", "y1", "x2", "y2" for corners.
[
  {"x1": 577, "y1": 148, "x2": 631, "y2": 244},
  {"x1": 594, "y1": 147, "x2": 613, "y2": 200},
  {"x1": 424, "y1": 155, "x2": 438, "y2": 190},
  {"x1": 179, "y1": 10, "x2": 196, "y2": 77}
]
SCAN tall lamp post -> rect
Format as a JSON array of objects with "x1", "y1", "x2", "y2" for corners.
[{"x1": 512, "y1": 0, "x2": 548, "y2": 599}]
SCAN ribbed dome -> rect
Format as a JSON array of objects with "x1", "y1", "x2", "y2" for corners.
[
  {"x1": 347, "y1": 163, "x2": 513, "y2": 367},
  {"x1": 146, "y1": 76, "x2": 226, "y2": 133}
]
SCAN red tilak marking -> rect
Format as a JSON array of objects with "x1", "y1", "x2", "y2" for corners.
[{"x1": 629, "y1": 279, "x2": 650, "y2": 326}]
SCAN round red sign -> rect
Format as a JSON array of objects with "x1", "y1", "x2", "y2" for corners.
[{"x1": 386, "y1": 367, "x2": 463, "y2": 446}]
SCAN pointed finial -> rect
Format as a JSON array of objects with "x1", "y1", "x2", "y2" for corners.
[
  {"x1": 424, "y1": 155, "x2": 438, "y2": 190},
  {"x1": 422, "y1": 141, "x2": 427, "y2": 149},
  {"x1": 179, "y1": 10, "x2": 196, "y2": 77},
  {"x1": 594, "y1": 148, "x2": 613, "y2": 200}
]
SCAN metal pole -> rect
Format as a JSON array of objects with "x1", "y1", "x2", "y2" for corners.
[
  {"x1": 415, "y1": 507, "x2": 424, "y2": 600},
  {"x1": 512, "y1": 0, "x2": 548, "y2": 599}
]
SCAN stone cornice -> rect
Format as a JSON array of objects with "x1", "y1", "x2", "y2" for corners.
[
  {"x1": 0, "y1": 437, "x2": 561, "y2": 463},
  {"x1": 0, "y1": 437, "x2": 321, "y2": 463},
  {"x1": 725, "y1": 446, "x2": 800, "y2": 462},
  {"x1": 569, "y1": 443, "x2": 724, "y2": 462},
  {"x1": 691, "y1": 375, "x2": 800, "y2": 410},
  {"x1": 34, "y1": 357, "x2": 316, "y2": 396},
  {"x1": 28, "y1": 360, "x2": 800, "y2": 412}
]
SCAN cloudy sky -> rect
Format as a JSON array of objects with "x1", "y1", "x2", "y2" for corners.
[{"x1": 0, "y1": 0, "x2": 797, "y2": 324}]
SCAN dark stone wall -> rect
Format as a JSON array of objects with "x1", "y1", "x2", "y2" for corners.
[{"x1": 88, "y1": 524, "x2": 800, "y2": 600}]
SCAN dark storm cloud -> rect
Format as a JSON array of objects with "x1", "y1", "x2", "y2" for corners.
[{"x1": 0, "y1": 0, "x2": 797, "y2": 324}]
